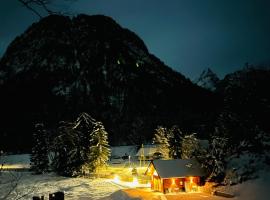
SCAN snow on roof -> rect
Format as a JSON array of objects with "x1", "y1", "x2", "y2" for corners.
[
  {"x1": 110, "y1": 145, "x2": 137, "y2": 157},
  {"x1": 135, "y1": 144, "x2": 159, "y2": 156},
  {"x1": 151, "y1": 159, "x2": 205, "y2": 178}
]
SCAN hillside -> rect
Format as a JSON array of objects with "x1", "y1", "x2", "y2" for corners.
[{"x1": 0, "y1": 14, "x2": 219, "y2": 151}]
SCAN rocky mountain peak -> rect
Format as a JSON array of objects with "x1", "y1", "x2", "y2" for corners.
[{"x1": 194, "y1": 68, "x2": 220, "y2": 91}]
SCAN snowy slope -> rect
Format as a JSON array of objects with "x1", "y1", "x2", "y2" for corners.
[
  {"x1": 0, "y1": 172, "x2": 122, "y2": 200},
  {"x1": 216, "y1": 170, "x2": 270, "y2": 200},
  {"x1": 233, "y1": 171, "x2": 270, "y2": 200}
]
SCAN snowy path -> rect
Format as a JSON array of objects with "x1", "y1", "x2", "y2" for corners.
[{"x1": 121, "y1": 189, "x2": 232, "y2": 200}]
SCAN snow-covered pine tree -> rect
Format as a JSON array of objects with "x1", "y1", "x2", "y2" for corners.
[
  {"x1": 88, "y1": 121, "x2": 110, "y2": 172},
  {"x1": 30, "y1": 123, "x2": 49, "y2": 174},
  {"x1": 51, "y1": 113, "x2": 110, "y2": 176},
  {"x1": 73, "y1": 112, "x2": 98, "y2": 174},
  {"x1": 152, "y1": 126, "x2": 170, "y2": 159},
  {"x1": 74, "y1": 112, "x2": 96, "y2": 131},
  {"x1": 74, "y1": 113, "x2": 95, "y2": 154},
  {"x1": 167, "y1": 126, "x2": 184, "y2": 159},
  {"x1": 203, "y1": 134, "x2": 229, "y2": 182},
  {"x1": 181, "y1": 133, "x2": 199, "y2": 159},
  {"x1": 52, "y1": 121, "x2": 80, "y2": 176}
]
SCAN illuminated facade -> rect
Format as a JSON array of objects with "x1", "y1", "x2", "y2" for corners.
[{"x1": 145, "y1": 159, "x2": 204, "y2": 193}]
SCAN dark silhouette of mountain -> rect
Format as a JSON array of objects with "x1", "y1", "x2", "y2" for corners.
[
  {"x1": 194, "y1": 68, "x2": 220, "y2": 91},
  {"x1": 216, "y1": 67, "x2": 270, "y2": 141},
  {"x1": 0, "y1": 14, "x2": 220, "y2": 151}
]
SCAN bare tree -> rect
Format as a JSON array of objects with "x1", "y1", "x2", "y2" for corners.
[{"x1": 18, "y1": 0, "x2": 77, "y2": 18}]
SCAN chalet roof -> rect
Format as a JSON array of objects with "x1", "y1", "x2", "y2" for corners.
[
  {"x1": 135, "y1": 145, "x2": 159, "y2": 156},
  {"x1": 110, "y1": 145, "x2": 137, "y2": 157},
  {"x1": 151, "y1": 159, "x2": 205, "y2": 178}
]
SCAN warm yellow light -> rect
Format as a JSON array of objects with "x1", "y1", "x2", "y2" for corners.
[
  {"x1": 153, "y1": 170, "x2": 158, "y2": 176},
  {"x1": 190, "y1": 177, "x2": 193, "y2": 183},
  {"x1": 113, "y1": 175, "x2": 120, "y2": 184},
  {"x1": 171, "y1": 178, "x2": 176, "y2": 185}
]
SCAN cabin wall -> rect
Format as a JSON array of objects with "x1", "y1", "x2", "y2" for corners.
[
  {"x1": 163, "y1": 178, "x2": 185, "y2": 193},
  {"x1": 154, "y1": 176, "x2": 201, "y2": 193},
  {"x1": 184, "y1": 176, "x2": 200, "y2": 192},
  {"x1": 152, "y1": 175, "x2": 163, "y2": 192}
]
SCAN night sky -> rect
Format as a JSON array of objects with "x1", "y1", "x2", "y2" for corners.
[{"x1": 0, "y1": 0, "x2": 269, "y2": 79}]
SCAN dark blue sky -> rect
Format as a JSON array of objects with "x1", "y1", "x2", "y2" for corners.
[{"x1": 0, "y1": 0, "x2": 270, "y2": 79}]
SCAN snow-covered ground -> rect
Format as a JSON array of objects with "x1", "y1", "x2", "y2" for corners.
[
  {"x1": 1, "y1": 154, "x2": 270, "y2": 200},
  {"x1": 0, "y1": 172, "x2": 124, "y2": 200},
  {"x1": 225, "y1": 171, "x2": 270, "y2": 200},
  {"x1": 0, "y1": 153, "x2": 149, "y2": 200}
]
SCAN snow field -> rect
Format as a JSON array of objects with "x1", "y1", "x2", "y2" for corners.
[{"x1": 0, "y1": 172, "x2": 122, "y2": 200}]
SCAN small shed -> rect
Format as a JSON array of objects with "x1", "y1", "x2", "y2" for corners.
[{"x1": 145, "y1": 159, "x2": 205, "y2": 193}]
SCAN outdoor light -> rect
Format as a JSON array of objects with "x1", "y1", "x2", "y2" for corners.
[
  {"x1": 113, "y1": 175, "x2": 120, "y2": 184},
  {"x1": 171, "y1": 178, "x2": 176, "y2": 185},
  {"x1": 131, "y1": 177, "x2": 139, "y2": 187}
]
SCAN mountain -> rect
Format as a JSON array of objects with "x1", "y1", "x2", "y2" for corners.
[
  {"x1": 0, "y1": 14, "x2": 220, "y2": 151},
  {"x1": 194, "y1": 68, "x2": 220, "y2": 91},
  {"x1": 216, "y1": 67, "x2": 270, "y2": 142}
]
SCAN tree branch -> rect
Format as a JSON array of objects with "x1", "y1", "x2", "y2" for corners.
[{"x1": 18, "y1": 0, "x2": 43, "y2": 18}]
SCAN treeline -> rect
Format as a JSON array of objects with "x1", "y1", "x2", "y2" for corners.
[
  {"x1": 30, "y1": 112, "x2": 110, "y2": 177},
  {"x1": 152, "y1": 122, "x2": 270, "y2": 184},
  {"x1": 152, "y1": 126, "x2": 229, "y2": 182}
]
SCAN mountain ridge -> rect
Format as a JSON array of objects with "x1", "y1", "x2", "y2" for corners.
[{"x1": 0, "y1": 14, "x2": 219, "y2": 151}]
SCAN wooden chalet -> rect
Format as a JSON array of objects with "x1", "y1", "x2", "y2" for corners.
[{"x1": 145, "y1": 159, "x2": 204, "y2": 193}]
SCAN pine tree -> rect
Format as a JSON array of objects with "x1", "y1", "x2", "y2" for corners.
[
  {"x1": 181, "y1": 133, "x2": 199, "y2": 159},
  {"x1": 52, "y1": 121, "x2": 80, "y2": 176},
  {"x1": 88, "y1": 122, "x2": 111, "y2": 172},
  {"x1": 73, "y1": 112, "x2": 99, "y2": 174},
  {"x1": 30, "y1": 123, "x2": 49, "y2": 174},
  {"x1": 203, "y1": 134, "x2": 229, "y2": 182},
  {"x1": 152, "y1": 126, "x2": 170, "y2": 159},
  {"x1": 167, "y1": 126, "x2": 184, "y2": 159},
  {"x1": 51, "y1": 112, "x2": 111, "y2": 176}
]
